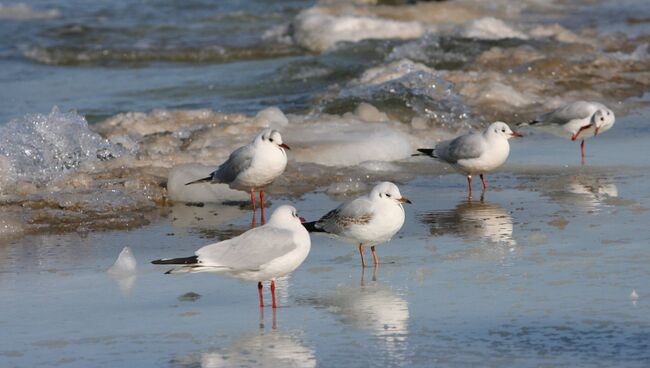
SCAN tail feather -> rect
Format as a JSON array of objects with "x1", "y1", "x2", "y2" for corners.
[
  {"x1": 151, "y1": 255, "x2": 199, "y2": 265},
  {"x1": 302, "y1": 221, "x2": 326, "y2": 233},
  {"x1": 185, "y1": 176, "x2": 212, "y2": 186},
  {"x1": 165, "y1": 265, "x2": 227, "y2": 274},
  {"x1": 413, "y1": 148, "x2": 436, "y2": 158}
]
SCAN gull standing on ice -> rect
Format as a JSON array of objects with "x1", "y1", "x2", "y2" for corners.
[
  {"x1": 152, "y1": 205, "x2": 310, "y2": 309},
  {"x1": 303, "y1": 182, "x2": 411, "y2": 268},
  {"x1": 415, "y1": 122, "x2": 522, "y2": 194},
  {"x1": 185, "y1": 128, "x2": 290, "y2": 218},
  {"x1": 517, "y1": 101, "x2": 615, "y2": 163}
]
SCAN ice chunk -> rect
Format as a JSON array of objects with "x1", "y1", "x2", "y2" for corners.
[
  {"x1": 107, "y1": 246, "x2": 137, "y2": 276},
  {"x1": 287, "y1": 117, "x2": 412, "y2": 167},
  {"x1": 341, "y1": 59, "x2": 471, "y2": 127},
  {"x1": 353, "y1": 103, "x2": 389, "y2": 123},
  {"x1": 327, "y1": 181, "x2": 368, "y2": 196},
  {"x1": 0, "y1": 107, "x2": 121, "y2": 187},
  {"x1": 167, "y1": 164, "x2": 250, "y2": 203},
  {"x1": 293, "y1": 7, "x2": 425, "y2": 52},
  {"x1": 461, "y1": 17, "x2": 528, "y2": 40},
  {"x1": 630, "y1": 289, "x2": 639, "y2": 301},
  {"x1": 253, "y1": 107, "x2": 289, "y2": 128}
]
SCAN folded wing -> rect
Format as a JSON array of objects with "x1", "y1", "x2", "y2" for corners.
[{"x1": 196, "y1": 226, "x2": 298, "y2": 271}]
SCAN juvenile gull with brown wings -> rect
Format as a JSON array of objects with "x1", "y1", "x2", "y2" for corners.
[{"x1": 304, "y1": 182, "x2": 411, "y2": 267}]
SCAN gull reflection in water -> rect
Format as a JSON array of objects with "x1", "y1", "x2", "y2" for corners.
[
  {"x1": 309, "y1": 270, "x2": 409, "y2": 359},
  {"x1": 543, "y1": 174, "x2": 618, "y2": 211},
  {"x1": 420, "y1": 199, "x2": 516, "y2": 247},
  {"x1": 176, "y1": 308, "x2": 316, "y2": 368},
  {"x1": 199, "y1": 332, "x2": 316, "y2": 368}
]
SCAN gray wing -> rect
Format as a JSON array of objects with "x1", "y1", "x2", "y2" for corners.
[
  {"x1": 536, "y1": 101, "x2": 596, "y2": 125},
  {"x1": 195, "y1": 227, "x2": 297, "y2": 271},
  {"x1": 211, "y1": 144, "x2": 254, "y2": 183},
  {"x1": 436, "y1": 133, "x2": 484, "y2": 163},
  {"x1": 316, "y1": 197, "x2": 374, "y2": 234}
]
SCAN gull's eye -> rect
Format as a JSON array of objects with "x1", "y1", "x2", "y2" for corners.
[
  {"x1": 600, "y1": 117, "x2": 604, "y2": 121},
  {"x1": 502, "y1": 129, "x2": 506, "y2": 133},
  {"x1": 607, "y1": 111, "x2": 610, "y2": 115},
  {"x1": 269, "y1": 138, "x2": 274, "y2": 142},
  {"x1": 386, "y1": 193, "x2": 391, "y2": 198}
]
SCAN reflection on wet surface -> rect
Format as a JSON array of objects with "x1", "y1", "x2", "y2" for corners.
[
  {"x1": 420, "y1": 198, "x2": 515, "y2": 246},
  {"x1": 2, "y1": 166, "x2": 650, "y2": 367},
  {"x1": 174, "y1": 316, "x2": 316, "y2": 368},
  {"x1": 302, "y1": 269, "x2": 409, "y2": 360},
  {"x1": 541, "y1": 174, "x2": 619, "y2": 211}
]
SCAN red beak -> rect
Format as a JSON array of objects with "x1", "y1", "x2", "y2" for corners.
[
  {"x1": 299, "y1": 217, "x2": 306, "y2": 223},
  {"x1": 511, "y1": 131, "x2": 524, "y2": 137},
  {"x1": 594, "y1": 127, "x2": 600, "y2": 136},
  {"x1": 279, "y1": 143, "x2": 290, "y2": 150}
]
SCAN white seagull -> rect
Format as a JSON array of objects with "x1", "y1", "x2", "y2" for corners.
[
  {"x1": 415, "y1": 122, "x2": 522, "y2": 194},
  {"x1": 517, "y1": 101, "x2": 615, "y2": 162},
  {"x1": 185, "y1": 128, "x2": 290, "y2": 213},
  {"x1": 152, "y1": 205, "x2": 310, "y2": 308},
  {"x1": 303, "y1": 182, "x2": 411, "y2": 267}
]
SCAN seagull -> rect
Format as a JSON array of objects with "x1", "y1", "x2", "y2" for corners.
[
  {"x1": 517, "y1": 101, "x2": 615, "y2": 163},
  {"x1": 303, "y1": 182, "x2": 411, "y2": 267},
  {"x1": 152, "y1": 205, "x2": 310, "y2": 309},
  {"x1": 185, "y1": 128, "x2": 290, "y2": 215},
  {"x1": 415, "y1": 122, "x2": 522, "y2": 194}
]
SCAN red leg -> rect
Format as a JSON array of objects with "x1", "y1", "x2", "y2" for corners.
[
  {"x1": 572, "y1": 124, "x2": 592, "y2": 141},
  {"x1": 250, "y1": 189, "x2": 256, "y2": 212},
  {"x1": 371, "y1": 245, "x2": 379, "y2": 266},
  {"x1": 260, "y1": 191, "x2": 265, "y2": 224},
  {"x1": 359, "y1": 243, "x2": 366, "y2": 267},
  {"x1": 480, "y1": 174, "x2": 487, "y2": 190},
  {"x1": 258, "y1": 281, "x2": 264, "y2": 308},
  {"x1": 467, "y1": 175, "x2": 472, "y2": 194},
  {"x1": 581, "y1": 139, "x2": 585, "y2": 164},
  {"x1": 270, "y1": 279, "x2": 277, "y2": 309}
]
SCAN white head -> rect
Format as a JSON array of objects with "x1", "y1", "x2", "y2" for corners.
[
  {"x1": 268, "y1": 205, "x2": 304, "y2": 227},
  {"x1": 592, "y1": 108, "x2": 615, "y2": 135},
  {"x1": 369, "y1": 182, "x2": 412, "y2": 205},
  {"x1": 484, "y1": 121, "x2": 523, "y2": 140},
  {"x1": 254, "y1": 129, "x2": 290, "y2": 151}
]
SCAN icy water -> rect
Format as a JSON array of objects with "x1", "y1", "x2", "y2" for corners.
[
  {"x1": 2, "y1": 137, "x2": 650, "y2": 367},
  {"x1": 1, "y1": 0, "x2": 650, "y2": 367}
]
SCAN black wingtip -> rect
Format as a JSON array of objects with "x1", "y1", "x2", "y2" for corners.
[
  {"x1": 302, "y1": 221, "x2": 325, "y2": 233},
  {"x1": 185, "y1": 176, "x2": 212, "y2": 186},
  {"x1": 151, "y1": 256, "x2": 198, "y2": 265},
  {"x1": 414, "y1": 148, "x2": 436, "y2": 157}
]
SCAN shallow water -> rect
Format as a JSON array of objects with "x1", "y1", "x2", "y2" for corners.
[
  {"x1": 2, "y1": 134, "x2": 650, "y2": 367},
  {"x1": 1, "y1": 0, "x2": 650, "y2": 366}
]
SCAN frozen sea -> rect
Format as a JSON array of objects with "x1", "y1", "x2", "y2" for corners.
[{"x1": 1, "y1": 0, "x2": 649, "y2": 367}]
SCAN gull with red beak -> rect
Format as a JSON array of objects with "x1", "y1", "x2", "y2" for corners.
[
  {"x1": 415, "y1": 122, "x2": 522, "y2": 195},
  {"x1": 185, "y1": 128, "x2": 290, "y2": 219},
  {"x1": 152, "y1": 205, "x2": 310, "y2": 309},
  {"x1": 517, "y1": 101, "x2": 615, "y2": 164},
  {"x1": 303, "y1": 182, "x2": 411, "y2": 268}
]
